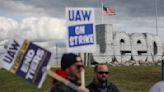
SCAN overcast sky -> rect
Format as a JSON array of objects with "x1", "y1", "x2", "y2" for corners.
[{"x1": 0, "y1": 0, "x2": 164, "y2": 50}]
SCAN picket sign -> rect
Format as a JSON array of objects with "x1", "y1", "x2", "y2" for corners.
[
  {"x1": 66, "y1": 7, "x2": 96, "y2": 53},
  {"x1": 0, "y1": 37, "x2": 78, "y2": 90},
  {"x1": 66, "y1": 7, "x2": 96, "y2": 87}
]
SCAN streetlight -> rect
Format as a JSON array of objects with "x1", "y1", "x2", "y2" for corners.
[{"x1": 155, "y1": 0, "x2": 159, "y2": 35}]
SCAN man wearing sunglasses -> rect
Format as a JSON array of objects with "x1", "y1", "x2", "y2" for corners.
[
  {"x1": 87, "y1": 63, "x2": 119, "y2": 92},
  {"x1": 51, "y1": 53, "x2": 89, "y2": 92}
]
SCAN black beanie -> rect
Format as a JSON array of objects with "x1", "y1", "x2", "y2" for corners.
[{"x1": 61, "y1": 53, "x2": 81, "y2": 70}]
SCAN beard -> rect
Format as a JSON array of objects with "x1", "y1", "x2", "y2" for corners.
[
  {"x1": 70, "y1": 72, "x2": 80, "y2": 80},
  {"x1": 97, "y1": 77, "x2": 107, "y2": 83}
]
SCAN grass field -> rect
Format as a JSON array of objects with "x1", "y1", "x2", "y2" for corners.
[{"x1": 0, "y1": 66, "x2": 162, "y2": 92}]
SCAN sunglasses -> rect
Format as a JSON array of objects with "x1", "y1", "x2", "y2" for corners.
[
  {"x1": 97, "y1": 71, "x2": 109, "y2": 75},
  {"x1": 75, "y1": 65, "x2": 84, "y2": 69}
]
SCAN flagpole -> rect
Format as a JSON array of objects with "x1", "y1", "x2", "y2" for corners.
[
  {"x1": 155, "y1": 0, "x2": 159, "y2": 35},
  {"x1": 101, "y1": 1, "x2": 104, "y2": 24}
]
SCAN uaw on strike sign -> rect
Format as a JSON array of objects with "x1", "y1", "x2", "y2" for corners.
[
  {"x1": 1, "y1": 37, "x2": 51, "y2": 88},
  {"x1": 66, "y1": 8, "x2": 96, "y2": 52}
]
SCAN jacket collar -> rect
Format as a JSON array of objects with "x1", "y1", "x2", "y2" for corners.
[{"x1": 92, "y1": 78, "x2": 112, "y2": 87}]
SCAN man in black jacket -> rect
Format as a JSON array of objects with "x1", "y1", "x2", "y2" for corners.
[
  {"x1": 87, "y1": 64, "x2": 119, "y2": 92},
  {"x1": 51, "y1": 53, "x2": 89, "y2": 92}
]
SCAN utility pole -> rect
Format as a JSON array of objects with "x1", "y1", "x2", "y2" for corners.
[
  {"x1": 155, "y1": 0, "x2": 159, "y2": 35},
  {"x1": 56, "y1": 43, "x2": 58, "y2": 66}
]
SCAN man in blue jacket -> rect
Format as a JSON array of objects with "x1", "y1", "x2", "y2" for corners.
[{"x1": 87, "y1": 63, "x2": 119, "y2": 92}]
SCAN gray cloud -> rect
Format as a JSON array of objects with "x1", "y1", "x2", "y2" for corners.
[
  {"x1": 0, "y1": 17, "x2": 18, "y2": 41},
  {"x1": 18, "y1": 17, "x2": 67, "y2": 41},
  {"x1": 0, "y1": 0, "x2": 164, "y2": 43},
  {"x1": 13, "y1": 0, "x2": 164, "y2": 17},
  {"x1": 1, "y1": 0, "x2": 164, "y2": 18}
]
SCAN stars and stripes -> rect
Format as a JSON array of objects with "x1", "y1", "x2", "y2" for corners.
[{"x1": 103, "y1": 5, "x2": 116, "y2": 16}]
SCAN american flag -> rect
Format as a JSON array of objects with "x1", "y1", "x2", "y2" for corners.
[{"x1": 103, "y1": 5, "x2": 116, "y2": 16}]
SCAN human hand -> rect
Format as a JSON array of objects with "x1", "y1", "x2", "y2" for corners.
[{"x1": 77, "y1": 86, "x2": 89, "y2": 92}]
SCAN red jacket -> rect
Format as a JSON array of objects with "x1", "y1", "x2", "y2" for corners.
[{"x1": 51, "y1": 68, "x2": 69, "y2": 85}]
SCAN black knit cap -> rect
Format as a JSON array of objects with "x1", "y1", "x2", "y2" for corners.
[{"x1": 61, "y1": 53, "x2": 81, "y2": 70}]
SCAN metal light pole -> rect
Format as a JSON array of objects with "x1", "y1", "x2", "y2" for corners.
[
  {"x1": 155, "y1": 0, "x2": 159, "y2": 35},
  {"x1": 56, "y1": 43, "x2": 58, "y2": 66}
]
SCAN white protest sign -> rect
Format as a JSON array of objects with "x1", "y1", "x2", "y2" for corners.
[
  {"x1": 1, "y1": 37, "x2": 52, "y2": 88},
  {"x1": 66, "y1": 7, "x2": 96, "y2": 53}
]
